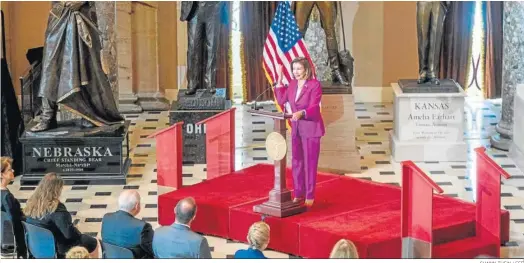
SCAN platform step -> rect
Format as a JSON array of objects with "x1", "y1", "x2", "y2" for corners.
[
  {"x1": 432, "y1": 208, "x2": 510, "y2": 246},
  {"x1": 433, "y1": 236, "x2": 498, "y2": 258},
  {"x1": 433, "y1": 221, "x2": 476, "y2": 245}
]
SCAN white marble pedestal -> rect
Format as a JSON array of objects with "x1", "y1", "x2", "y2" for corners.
[
  {"x1": 390, "y1": 81, "x2": 467, "y2": 162},
  {"x1": 509, "y1": 84, "x2": 524, "y2": 171}
]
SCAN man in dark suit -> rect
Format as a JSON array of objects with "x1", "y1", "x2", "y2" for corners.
[
  {"x1": 101, "y1": 190, "x2": 154, "y2": 259},
  {"x1": 416, "y1": 1, "x2": 449, "y2": 85},
  {"x1": 153, "y1": 197, "x2": 212, "y2": 258},
  {"x1": 180, "y1": 1, "x2": 223, "y2": 95}
]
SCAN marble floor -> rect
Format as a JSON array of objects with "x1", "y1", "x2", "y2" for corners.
[{"x1": 5, "y1": 99, "x2": 524, "y2": 258}]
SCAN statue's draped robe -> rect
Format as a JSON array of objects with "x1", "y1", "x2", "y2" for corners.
[
  {"x1": 38, "y1": 2, "x2": 123, "y2": 126},
  {"x1": 1, "y1": 58, "x2": 24, "y2": 176}
]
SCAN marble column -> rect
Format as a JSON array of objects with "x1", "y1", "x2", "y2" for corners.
[
  {"x1": 116, "y1": 2, "x2": 142, "y2": 113},
  {"x1": 509, "y1": 85, "x2": 524, "y2": 171},
  {"x1": 95, "y1": 1, "x2": 119, "y2": 102},
  {"x1": 490, "y1": 2, "x2": 524, "y2": 151}
]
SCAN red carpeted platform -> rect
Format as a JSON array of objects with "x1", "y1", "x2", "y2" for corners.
[{"x1": 158, "y1": 164, "x2": 510, "y2": 258}]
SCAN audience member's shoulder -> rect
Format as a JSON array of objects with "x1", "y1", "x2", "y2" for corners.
[
  {"x1": 134, "y1": 215, "x2": 148, "y2": 227},
  {"x1": 1, "y1": 188, "x2": 14, "y2": 199},
  {"x1": 233, "y1": 249, "x2": 244, "y2": 258},
  {"x1": 55, "y1": 202, "x2": 68, "y2": 212},
  {"x1": 102, "y1": 211, "x2": 116, "y2": 220},
  {"x1": 154, "y1": 225, "x2": 170, "y2": 234},
  {"x1": 183, "y1": 227, "x2": 206, "y2": 242}
]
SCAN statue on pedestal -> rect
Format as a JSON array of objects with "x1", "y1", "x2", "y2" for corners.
[
  {"x1": 181, "y1": 1, "x2": 225, "y2": 96},
  {"x1": 294, "y1": 1, "x2": 350, "y2": 86},
  {"x1": 31, "y1": 1, "x2": 123, "y2": 132},
  {"x1": 416, "y1": 1, "x2": 449, "y2": 85}
]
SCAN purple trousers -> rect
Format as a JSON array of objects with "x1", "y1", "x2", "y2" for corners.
[{"x1": 291, "y1": 135, "x2": 321, "y2": 200}]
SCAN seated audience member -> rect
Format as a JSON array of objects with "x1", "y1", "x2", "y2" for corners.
[
  {"x1": 101, "y1": 190, "x2": 154, "y2": 258},
  {"x1": 234, "y1": 221, "x2": 270, "y2": 259},
  {"x1": 153, "y1": 197, "x2": 212, "y2": 259},
  {"x1": 23, "y1": 173, "x2": 100, "y2": 258},
  {"x1": 1, "y1": 157, "x2": 27, "y2": 258},
  {"x1": 329, "y1": 239, "x2": 359, "y2": 258},
  {"x1": 66, "y1": 246, "x2": 90, "y2": 259}
]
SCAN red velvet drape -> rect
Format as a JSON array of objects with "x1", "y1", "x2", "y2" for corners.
[{"x1": 439, "y1": 1, "x2": 475, "y2": 90}]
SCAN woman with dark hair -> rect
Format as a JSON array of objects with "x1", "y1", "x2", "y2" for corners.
[
  {"x1": 24, "y1": 173, "x2": 100, "y2": 258},
  {"x1": 1, "y1": 157, "x2": 27, "y2": 258},
  {"x1": 273, "y1": 57, "x2": 325, "y2": 207}
]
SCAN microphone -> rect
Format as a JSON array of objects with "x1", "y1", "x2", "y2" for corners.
[{"x1": 251, "y1": 84, "x2": 277, "y2": 110}]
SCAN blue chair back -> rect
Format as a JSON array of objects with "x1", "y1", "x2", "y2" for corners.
[
  {"x1": 21, "y1": 221, "x2": 56, "y2": 258},
  {"x1": 102, "y1": 241, "x2": 134, "y2": 259}
]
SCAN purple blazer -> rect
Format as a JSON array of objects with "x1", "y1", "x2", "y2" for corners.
[{"x1": 274, "y1": 79, "x2": 325, "y2": 138}]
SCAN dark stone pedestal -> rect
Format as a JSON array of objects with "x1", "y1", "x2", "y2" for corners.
[
  {"x1": 398, "y1": 79, "x2": 461, "y2": 93},
  {"x1": 170, "y1": 89, "x2": 231, "y2": 164},
  {"x1": 320, "y1": 81, "x2": 352, "y2": 94},
  {"x1": 20, "y1": 120, "x2": 131, "y2": 185}
]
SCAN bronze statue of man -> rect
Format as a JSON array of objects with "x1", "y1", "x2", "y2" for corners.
[
  {"x1": 31, "y1": 1, "x2": 123, "y2": 132},
  {"x1": 180, "y1": 1, "x2": 223, "y2": 95},
  {"x1": 294, "y1": 1, "x2": 349, "y2": 86},
  {"x1": 416, "y1": 1, "x2": 449, "y2": 85}
]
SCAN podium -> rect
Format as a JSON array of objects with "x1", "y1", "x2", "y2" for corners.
[
  {"x1": 401, "y1": 161, "x2": 443, "y2": 258},
  {"x1": 474, "y1": 147, "x2": 511, "y2": 257},
  {"x1": 197, "y1": 108, "x2": 236, "y2": 180},
  {"x1": 147, "y1": 122, "x2": 183, "y2": 189},
  {"x1": 248, "y1": 109, "x2": 306, "y2": 218}
]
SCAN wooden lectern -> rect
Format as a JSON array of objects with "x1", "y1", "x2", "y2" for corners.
[
  {"x1": 147, "y1": 122, "x2": 183, "y2": 189},
  {"x1": 197, "y1": 108, "x2": 236, "y2": 180},
  {"x1": 401, "y1": 161, "x2": 443, "y2": 259},
  {"x1": 247, "y1": 109, "x2": 306, "y2": 217}
]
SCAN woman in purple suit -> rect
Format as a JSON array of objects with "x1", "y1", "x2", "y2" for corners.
[{"x1": 273, "y1": 57, "x2": 325, "y2": 207}]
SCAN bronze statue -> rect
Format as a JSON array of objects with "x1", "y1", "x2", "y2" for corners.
[
  {"x1": 293, "y1": 1, "x2": 349, "y2": 86},
  {"x1": 31, "y1": 1, "x2": 123, "y2": 132},
  {"x1": 181, "y1": 1, "x2": 224, "y2": 95},
  {"x1": 416, "y1": 1, "x2": 449, "y2": 85}
]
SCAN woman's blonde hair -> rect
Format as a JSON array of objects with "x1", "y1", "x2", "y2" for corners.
[
  {"x1": 1, "y1": 157, "x2": 13, "y2": 173},
  {"x1": 24, "y1": 173, "x2": 64, "y2": 219},
  {"x1": 329, "y1": 239, "x2": 359, "y2": 259},
  {"x1": 66, "y1": 246, "x2": 90, "y2": 259},
  {"x1": 290, "y1": 57, "x2": 313, "y2": 80},
  {"x1": 247, "y1": 221, "x2": 270, "y2": 250}
]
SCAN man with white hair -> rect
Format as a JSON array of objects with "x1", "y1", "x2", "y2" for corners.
[{"x1": 101, "y1": 190, "x2": 154, "y2": 258}]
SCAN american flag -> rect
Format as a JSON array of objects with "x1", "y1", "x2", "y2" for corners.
[{"x1": 262, "y1": 1, "x2": 316, "y2": 117}]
